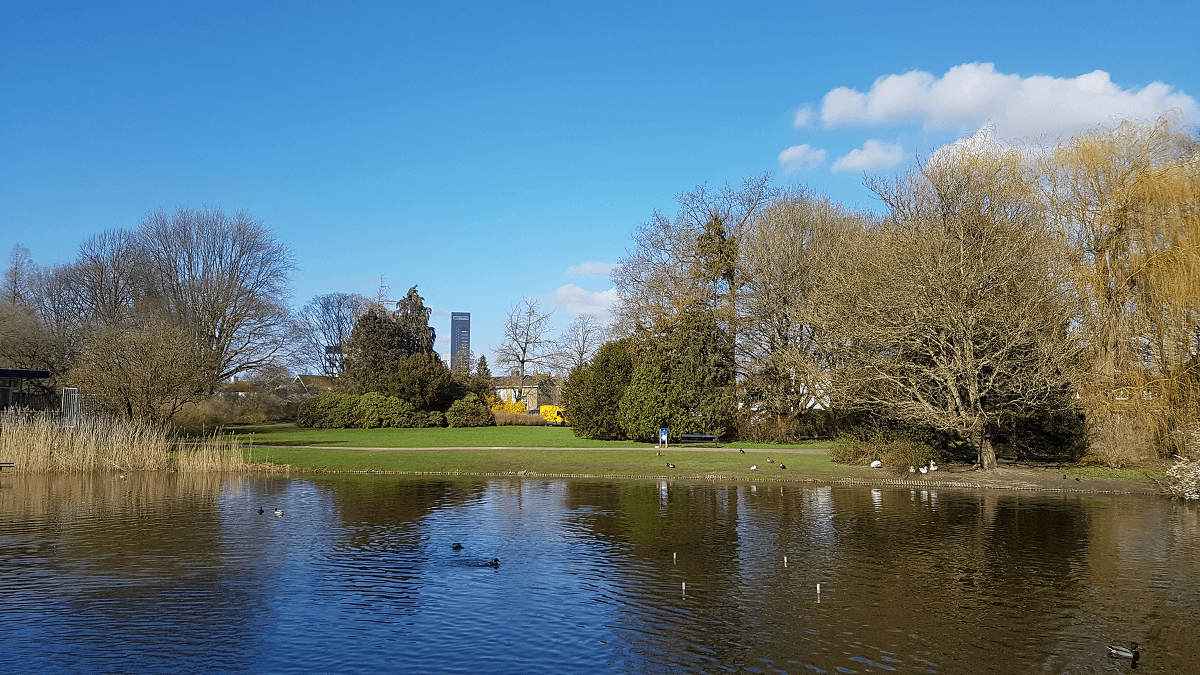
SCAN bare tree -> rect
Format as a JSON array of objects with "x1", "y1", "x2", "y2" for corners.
[
  {"x1": 821, "y1": 138, "x2": 1082, "y2": 470},
  {"x1": 611, "y1": 174, "x2": 775, "y2": 338},
  {"x1": 71, "y1": 320, "x2": 210, "y2": 424},
  {"x1": 138, "y1": 207, "x2": 295, "y2": 385},
  {"x1": 3, "y1": 244, "x2": 35, "y2": 306},
  {"x1": 295, "y1": 292, "x2": 369, "y2": 376},
  {"x1": 552, "y1": 314, "x2": 605, "y2": 372},
  {"x1": 494, "y1": 298, "x2": 554, "y2": 401},
  {"x1": 738, "y1": 188, "x2": 865, "y2": 419}
]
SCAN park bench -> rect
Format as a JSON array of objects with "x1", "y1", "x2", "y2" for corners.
[
  {"x1": 680, "y1": 434, "x2": 718, "y2": 445},
  {"x1": 0, "y1": 462, "x2": 14, "y2": 471}
]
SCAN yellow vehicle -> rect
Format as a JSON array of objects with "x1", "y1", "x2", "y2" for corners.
[{"x1": 540, "y1": 405, "x2": 568, "y2": 426}]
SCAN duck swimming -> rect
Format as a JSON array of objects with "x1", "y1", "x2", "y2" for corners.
[
  {"x1": 1108, "y1": 642, "x2": 1139, "y2": 659},
  {"x1": 274, "y1": 508, "x2": 284, "y2": 517},
  {"x1": 258, "y1": 507, "x2": 264, "y2": 515},
  {"x1": 452, "y1": 543, "x2": 463, "y2": 551}
]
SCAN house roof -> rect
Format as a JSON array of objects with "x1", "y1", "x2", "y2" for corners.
[
  {"x1": 294, "y1": 374, "x2": 337, "y2": 391},
  {"x1": 0, "y1": 369, "x2": 51, "y2": 379},
  {"x1": 493, "y1": 373, "x2": 554, "y2": 389}
]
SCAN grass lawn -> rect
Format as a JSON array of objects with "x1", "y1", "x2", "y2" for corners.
[
  {"x1": 229, "y1": 423, "x2": 835, "y2": 451},
  {"x1": 246, "y1": 444, "x2": 867, "y2": 481}
]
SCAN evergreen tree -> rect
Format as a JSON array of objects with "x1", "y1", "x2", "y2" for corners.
[{"x1": 564, "y1": 339, "x2": 634, "y2": 440}]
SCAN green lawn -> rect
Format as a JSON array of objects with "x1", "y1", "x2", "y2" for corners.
[
  {"x1": 229, "y1": 423, "x2": 835, "y2": 451},
  {"x1": 245, "y1": 444, "x2": 865, "y2": 481}
]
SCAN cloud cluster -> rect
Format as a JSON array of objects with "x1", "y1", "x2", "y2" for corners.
[
  {"x1": 830, "y1": 139, "x2": 905, "y2": 172},
  {"x1": 567, "y1": 261, "x2": 617, "y2": 276},
  {"x1": 778, "y1": 144, "x2": 826, "y2": 172},
  {"x1": 818, "y1": 62, "x2": 1197, "y2": 139},
  {"x1": 554, "y1": 285, "x2": 617, "y2": 317}
]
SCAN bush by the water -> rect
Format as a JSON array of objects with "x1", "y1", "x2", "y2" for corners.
[
  {"x1": 445, "y1": 393, "x2": 495, "y2": 428},
  {"x1": 830, "y1": 428, "x2": 945, "y2": 472},
  {"x1": 1162, "y1": 456, "x2": 1200, "y2": 499}
]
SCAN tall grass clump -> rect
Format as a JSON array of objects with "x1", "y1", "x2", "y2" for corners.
[{"x1": 0, "y1": 409, "x2": 257, "y2": 473}]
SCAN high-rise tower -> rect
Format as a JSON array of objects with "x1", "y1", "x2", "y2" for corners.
[{"x1": 450, "y1": 312, "x2": 471, "y2": 371}]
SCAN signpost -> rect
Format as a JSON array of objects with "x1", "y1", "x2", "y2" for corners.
[{"x1": 658, "y1": 428, "x2": 669, "y2": 448}]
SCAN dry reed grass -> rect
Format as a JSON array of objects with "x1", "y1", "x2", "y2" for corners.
[
  {"x1": 1086, "y1": 413, "x2": 1159, "y2": 468},
  {"x1": 0, "y1": 409, "x2": 272, "y2": 474},
  {"x1": 493, "y1": 410, "x2": 548, "y2": 426}
]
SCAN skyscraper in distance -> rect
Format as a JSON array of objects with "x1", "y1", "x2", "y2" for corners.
[{"x1": 450, "y1": 312, "x2": 471, "y2": 371}]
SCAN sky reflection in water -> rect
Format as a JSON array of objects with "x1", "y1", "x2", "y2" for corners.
[{"x1": 1, "y1": 473, "x2": 1197, "y2": 674}]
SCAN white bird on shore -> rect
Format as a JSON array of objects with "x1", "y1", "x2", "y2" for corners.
[
  {"x1": 870, "y1": 460, "x2": 882, "y2": 468},
  {"x1": 909, "y1": 466, "x2": 916, "y2": 473},
  {"x1": 750, "y1": 465, "x2": 758, "y2": 470},
  {"x1": 929, "y1": 461, "x2": 938, "y2": 471},
  {"x1": 919, "y1": 466, "x2": 928, "y2": 474}
]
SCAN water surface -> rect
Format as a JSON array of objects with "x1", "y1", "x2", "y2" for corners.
[{"x1": 1, "y1": 473, "x2": 1196, "y2": 673}]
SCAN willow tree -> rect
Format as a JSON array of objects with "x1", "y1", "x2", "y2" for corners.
[
  {"x1": 821, "y1": 135, "x2": 1081, "y2": 469},
  {"x1": 1042, "y1": 118, "x2": 1200, "y2": 459}
]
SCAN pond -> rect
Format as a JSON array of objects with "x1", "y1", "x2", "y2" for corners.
[{"x1": 1, "y1": 473, "x2": 1196, "y2": 674}]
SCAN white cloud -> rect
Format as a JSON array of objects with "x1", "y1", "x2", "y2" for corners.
[
  {"x1": 819, "y1": 63, "x2": 1198, "y2": 139},
  {"x1": 778, "y1": 144, "x2": 827, "y2": 172},
  {"x1": 831, "y1": 139, "x2": 905, "y2": 172},
  {"x1": 554, "y1": 284, "x2": 617, "y2": 316},
  {"x1": 792, "y1": 105, "x2": 814, "y2": 127},
  {"x1": 567, "y1": 261, "x2": 617, "y2": 276}
]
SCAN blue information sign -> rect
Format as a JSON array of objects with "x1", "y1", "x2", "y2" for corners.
[{"x1": 659, "y1": 428, "x2": 669, "y2": 444}]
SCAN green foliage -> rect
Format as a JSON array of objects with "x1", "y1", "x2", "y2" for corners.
[
  {"x1": 617, "y1": 311, "x2": 736, "y2": 443},
  {"x1": 1000, "y1": 396, "x2": 1089, "y2": 461},
  {"x1": 563, "y1": 339, "x2": 634, "y2": 440},
  {"x1": 353, "y1": 392, "x2": 419, "y2": 429},
  {"x1": 385, "y1": 352, "x2": 455, "y2": 411},
  {"x1": 297, "y1": 392, "x2": 360, "y2": 428},
  {"x1": 445, "y1": 393, "x2": 495, "y2": 428},
  {"x1": 343, "y1": 286, "x2": 441, "y2": 398},
  {"x1": 618, "y1": 359, "x2": 672, "y2": 442},
  {"x1": 342, "y1": 307, "x2": 408, "y2": 394}
]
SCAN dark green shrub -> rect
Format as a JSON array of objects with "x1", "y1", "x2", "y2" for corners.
[
  {"x1": 354, "y1": 392, "x2": 420, "y2": 428},
  {"x1": 563, "y1": 339, "x2": 634, "y2": 440},
  {"x1": 445, "y1": 393, "x2": 495, "y2": 428},
  {"x1": 297, "y1": 392, "x2": 360, "y2": 428}
]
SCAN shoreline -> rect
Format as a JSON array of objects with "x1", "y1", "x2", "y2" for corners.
[{"x1": 249, "y1": 444, "x2": 1167, "y2": 497}]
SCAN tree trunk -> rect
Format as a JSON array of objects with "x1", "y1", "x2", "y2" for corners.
[{"x1": 978, "y1": 434, "x2": 997, "y2": 470}]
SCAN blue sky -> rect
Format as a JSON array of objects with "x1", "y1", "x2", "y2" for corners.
[{"x1": 3, "y1": 1, "x2": 1197, "y2": 368}]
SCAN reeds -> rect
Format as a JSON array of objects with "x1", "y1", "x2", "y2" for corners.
[{"x1": 0, "y1": 409, "x2": 268, "y2": 473}]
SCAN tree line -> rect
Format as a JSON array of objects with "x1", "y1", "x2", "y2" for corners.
[{"x1": 566, "y1": 118, "x2": 1200, "y2": 469}]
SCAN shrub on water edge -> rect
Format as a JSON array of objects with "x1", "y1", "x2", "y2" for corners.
[
  {"x1": 297, "y1": 392, "x2": 360, "y2": 428},
  {"x1": 446, "y1": 393, "x2": 495, "y2": 428},
  {"x1": 830, "y1": 428, "x2": 944, "y2": 472}
]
